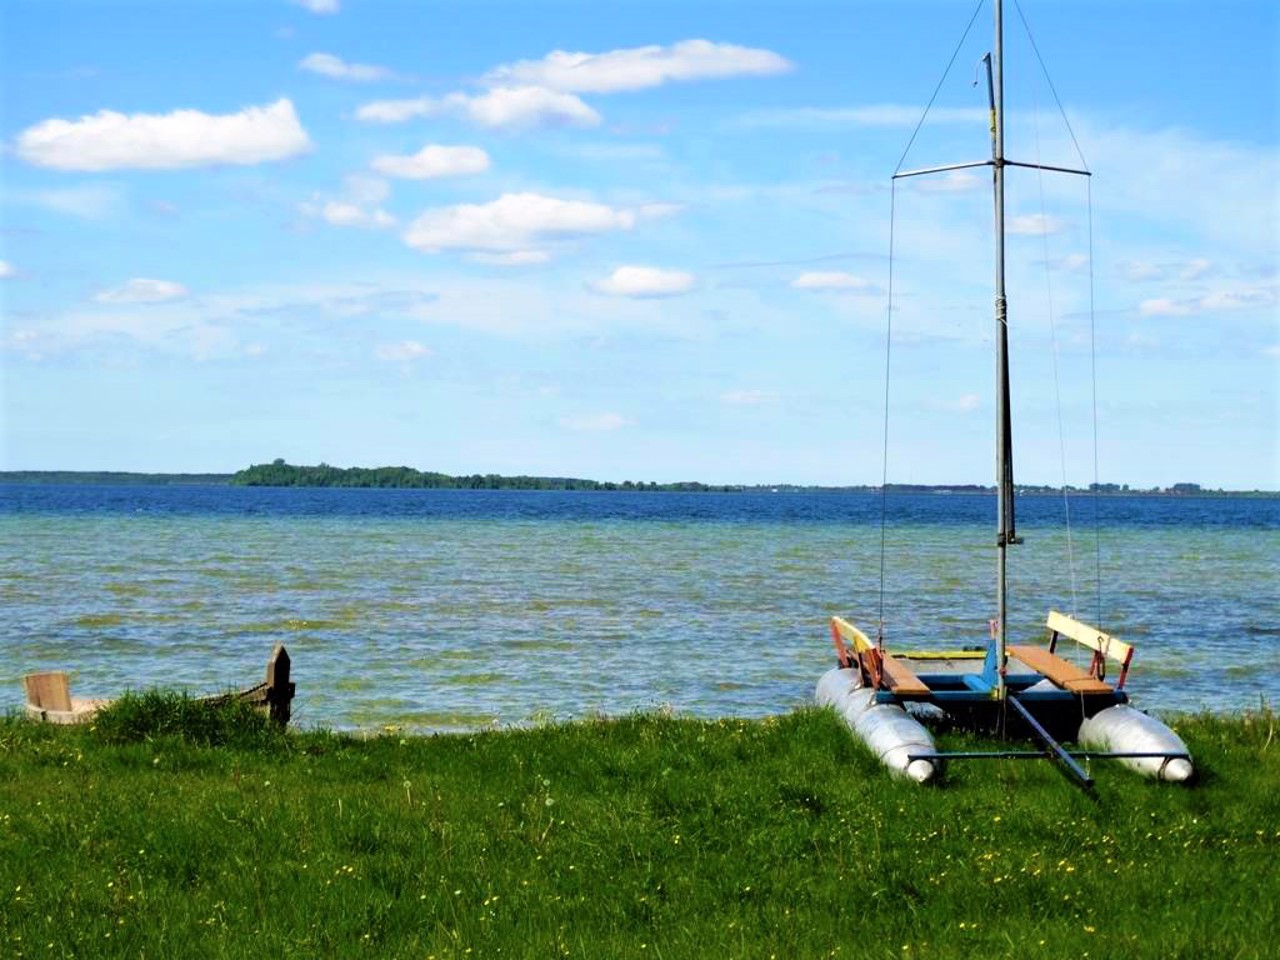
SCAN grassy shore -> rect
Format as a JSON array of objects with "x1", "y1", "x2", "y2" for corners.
[{"x1": 2, "y1": 698, "x2": 1276, "y2": 959}]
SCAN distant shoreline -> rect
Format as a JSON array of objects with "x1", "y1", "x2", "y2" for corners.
[{"x1": 1, "y1": 465, "x2": 1275, "y2": 497}]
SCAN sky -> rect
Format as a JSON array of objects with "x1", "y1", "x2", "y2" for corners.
[{"x1": 1, "y1": 0, "x2": 1276, "y2": 488}]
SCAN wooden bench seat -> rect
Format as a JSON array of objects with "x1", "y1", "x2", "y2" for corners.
[
  {"x1": 879, "y1": 653, "x2": 932, "y2": 696},
  {"x1": 829, "y1": 616, "x2": 931, "y2": 696},
  {"x1": 1007, "y1": 644, "x2": 1113, "y2": 694}
]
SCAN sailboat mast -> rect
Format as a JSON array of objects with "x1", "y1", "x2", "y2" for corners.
[{"x1": 991, "y1": 0, "x2": 1016, "y2": 701}]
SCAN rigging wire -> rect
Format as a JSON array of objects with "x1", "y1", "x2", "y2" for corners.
[
  {"x1": 1011, "y1": 0, "x2": 1090, "y2": 171},
  {"x1": 1087, "y1": 179, "x2": 1103, "y2": 628},
  {"x1": 877, "y1": 182, "x2": 898, "y2": 647},
  {"x1": 893, "y1": 0, "x2": 988, "y2": 176},
  {"x1": 880, "y1": 0, "x2": 985, "y2": 645},
  {"x1": 1028, "y1": 57, "x2": 1081, "y2": 623}
]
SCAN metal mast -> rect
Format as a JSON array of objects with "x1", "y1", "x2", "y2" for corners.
[{"x1": 989, "y1": 0, "x2": 1017, "y2": 702}]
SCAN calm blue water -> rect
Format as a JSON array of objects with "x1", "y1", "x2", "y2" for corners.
[{"x1": 3, "y1": 484, "x2": 1277, "y2": 730}]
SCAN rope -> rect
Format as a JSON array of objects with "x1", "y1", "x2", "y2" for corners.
[
  {"x1": 1086, "y1": 178, "x2": 1103, "y2": 628},
  {"x1": 893, "y1": 0, "x2": 988, "y2": 176},
  {"x1": 877, "y1": 182, "x2": 898, "y2": 648}
]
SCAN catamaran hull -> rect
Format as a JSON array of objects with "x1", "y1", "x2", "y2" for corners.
[
  {"x1": 816, "y1": 667, "x2": 937, "y2": 783},
  {"x1": 1077, "y1": 704, "x2": 1194, "y2": 782}
]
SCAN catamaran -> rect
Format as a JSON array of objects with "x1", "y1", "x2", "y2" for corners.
[{"x1": 816, "y1": 0, "x2": 1192, "y2": 789}]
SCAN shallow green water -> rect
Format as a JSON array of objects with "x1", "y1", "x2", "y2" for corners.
[{"x1": 3, "y1": 503, "x2": 1276, "y2": 731}]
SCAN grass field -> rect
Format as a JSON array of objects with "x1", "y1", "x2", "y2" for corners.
[{"x1": 2, "y1": 695, "x2": 1276, "y2": 959}]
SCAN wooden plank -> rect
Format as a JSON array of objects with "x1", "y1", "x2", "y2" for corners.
[
  {"x1": 1008, "y1": 644, "x2": 1113, "y2": 694},
  {"x1": 879, "y1": 653, "x2": 932, "y2": 696},
  {"x1": 23, "y1": 672, "x2": 71, "y2": 712},
  {"x1": 1046, "y1": 610, "x2": 1133, "y2": 666}
]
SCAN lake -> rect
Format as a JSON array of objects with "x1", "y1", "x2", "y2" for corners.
[{"x1": 2, "y1": 485, "x2": 1277, "y2": 730}]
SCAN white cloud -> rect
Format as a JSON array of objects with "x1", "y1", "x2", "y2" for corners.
[
  {"x1": 1138, "y1": 298, "x2": 1190, "y2": 317},
  {"x1": 560, "y1": 413, "x2": 629, "y2": 432},
  {"x1": 593, "y1": 265, "x2": 695, "y2": 298},
  {"x1": 357, "y1": 86, "x2": 600, "y2": 129},
  {"x1": 1123, "y1": 261, "x2": 1164, "y2": 282},
  {"x1": 16, "y1": 99, "x2": 311, "y2": 171},
  {"x1": 1180, "y1": 258, "x2": 1212, "y2": 280},
  {"x1": 299, "y1": 52, "x2": 389, "y2": 82},
  {"x1": 485, "y1": 39, "x2": 791, "y2": 94},
  {"x1": 0, "y1": 261, "x2": 14, "y2": 279},
  {"x1": 1139, "y1": 286, "x2": 1276, "y2": 317},
  {"x1": 371, "y1": 144, "x2": 490, "y2": 179},
  {"x1": 467, "y1": 250, "x2": 552, "y2": 266},
  {"x1": 403, "y1": 192, "x2": 641, "y2": 254},
  {"x1": 1123, "y1": 258, "x2": 1214, "y2": 283},
  {"x1": 292, "y1": 0, "x2": 338, "y2": 14},
  {"x1": 957, "y1": 393, "x2": 981, "y2": 413},
  {"x1": 791, "y1": 271, "x2": 875, "y2": 292},
  {"x1": 1008, "y1": 214, "x2": 1065, "y2": 236},
  {"x1": 720, "y1": 390, "x2": 777, "y2": 405},
  {"x1": 376, "y1": 340, "x2": 431, "y2": 362},
  {"x1": 306, "y1": 200, "x2": 396, "y2": 230},
  {"x1": 300, "y1": 175, "x2": 395, "y2": 229},
  {"x1": 342, "y1": 173, "x2": 390, "y2": 206},
  {"x1": 94, "y1": 278, "x2": 189, "y2": 304}
]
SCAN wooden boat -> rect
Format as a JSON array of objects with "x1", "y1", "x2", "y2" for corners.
[
  {"x1": 817, "y1": 0, "x2": 1192, "y2": 789},
  {"x1": 22, "y1": 644, "x2": 295, "y2": 727}
]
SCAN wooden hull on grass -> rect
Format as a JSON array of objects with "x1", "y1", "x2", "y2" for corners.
[{"x1": 21, "y1": 645, "x2": 295, "y2": 728}]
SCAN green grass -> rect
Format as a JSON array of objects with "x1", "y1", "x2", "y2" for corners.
[{"x1": 1, "y1": 699, "x2": 1276, "y2": 959}]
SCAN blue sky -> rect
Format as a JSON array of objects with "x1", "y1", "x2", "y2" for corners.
[{"x1": 2, "y1": 0, "x2": 1276, "y2": 488}]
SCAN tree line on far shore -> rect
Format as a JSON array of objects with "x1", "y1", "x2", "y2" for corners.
[{"x1": 231, "y1": 459, "x2": 740, "y2": 492}]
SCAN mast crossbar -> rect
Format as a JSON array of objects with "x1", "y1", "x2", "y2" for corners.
[{"x1": 892, "y1": 160, "x2": 992, "y2": 180}]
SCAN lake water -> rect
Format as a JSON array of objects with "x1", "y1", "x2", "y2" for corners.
[{"x1": 2, "y1": 485, "x2": 1277, "y2": 730}]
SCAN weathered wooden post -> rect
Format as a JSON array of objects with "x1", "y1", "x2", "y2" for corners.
[{"x1": 264, "y1": 645, "x2": 295, "y2": 727}]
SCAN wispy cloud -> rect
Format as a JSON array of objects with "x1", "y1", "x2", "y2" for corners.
[
  {"x1": 1122, "y1": 258, "x2": 1215, "y2": 283},
  {"x1": 484, "y1": 39, "x2": 791, "y2": 94},
  {"x1": 376, "y1": 340, "x2": 431, "y2": 362},
  {"x1": 299, "y1": 52, "x2": 390, "y2": 82},
  {"x1": 1139, "y1": 285, "x2": 1276, "y2": 317},
  {"x1": 291, "y1": 0, "x2": 338, "y2": 14},
  {"x1": 1008, "y1": 214, "x2": 1066, "y2": 236},
  {"x1": 467, "y1": 250, "x2": 552, "y2": 266},
  {"x1": 737, "y1": 105, "x2": 985, "y2": 130},
  {"x1": 0, "y1": 261, "x2": 15, "y2": 279},
  {"x1": 592, "y1": 266, "x2": 695, "y2": 298},
  {"x1": 913, "y1": 171, "x2": 982, "y2": 193},
  {"x1": 94, "y1": 278, "x2": 189, "y2": 304},
  {"x1": 357, "y1": 87, "x2": 599, "y2": 129},
  {"x1": 371, "y1": 144, "x2": 490, "y2": 179},
  {"x1": 304, "y1": 201, "x2": 396, "y2": 230},
  {"x1": 560, "y1": 412, "x2": 629, "y2": 432},
  {"x1": 22, "y1": 185, "x2": 123, "y2": 219},
  {"x1": 16, "y1": 99, "x2": 311, "y2": 171},
  {"x1": 720, "y1": 389, "x2": 778, "y2": 405},
  {"x1": 300, "y1": 175, "x2": 396, "y2": 230},
  {"x1": 403, "y1": 192, "x2": 662, "y2": 256},
  {"x1": 791, "y1": 271, "x2": 877, "y2": 292}
]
